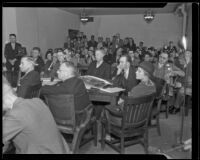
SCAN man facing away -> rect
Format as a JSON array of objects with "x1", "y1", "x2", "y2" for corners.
[{"x1": 3, "y1": 76, "x2": 71, "y2": 154}]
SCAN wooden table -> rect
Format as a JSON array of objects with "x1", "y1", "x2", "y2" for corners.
[{"x1": 88, "y1": 89, "x2": 120, "y2": 106}]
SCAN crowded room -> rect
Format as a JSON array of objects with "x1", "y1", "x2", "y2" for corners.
[{"x1": 2, "y1": 3, "x2": 192, "y2": 158}]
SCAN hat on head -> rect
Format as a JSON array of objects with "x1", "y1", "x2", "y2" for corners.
[{"x1": 139, "y1": 61, "x2": 155, "y2": 78}]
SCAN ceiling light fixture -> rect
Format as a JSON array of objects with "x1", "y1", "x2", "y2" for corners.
[{"x1": 144, "y1": 10, "x2": 155, "y2": 23}]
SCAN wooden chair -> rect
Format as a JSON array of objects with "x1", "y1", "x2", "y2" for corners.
[
  {"x1": 44, "y1": 94, "x2": 97, "y2": 154},
  {"x1": 24, "y1": 83, "x2": 42, "y2": 99},
  {"x1": 149, "y1": 78, "x2": 166, "y2": 136},
  {"x1": 101, "y1": 93, "x2": 156, "y2": 154}
]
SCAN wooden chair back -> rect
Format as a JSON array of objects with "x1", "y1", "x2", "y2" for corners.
[
  {"x1": 122, "y1": 93, "x2": 156, "y2": 129},
  {"x1": 25, "y1": 83, "x2": 42, "y2": 98}
]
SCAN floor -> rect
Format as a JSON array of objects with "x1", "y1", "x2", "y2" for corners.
[{"x1": 76, "y1": 107, "x2": 192, "y2": 158}]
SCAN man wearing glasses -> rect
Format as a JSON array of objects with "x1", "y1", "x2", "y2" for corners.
[{"x1": 40, "y1": 61, "x2": 90, "y2": 111}]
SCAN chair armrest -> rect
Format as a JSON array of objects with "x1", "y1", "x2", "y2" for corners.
[{"x1": 105, "y1": 105, "x2": 123, "y2": 117}]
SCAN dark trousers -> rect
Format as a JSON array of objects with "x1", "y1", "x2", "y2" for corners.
[{"x1": 92, "y1": 102, "x2": 110, "y2": 120}]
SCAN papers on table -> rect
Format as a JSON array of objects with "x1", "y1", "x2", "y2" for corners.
[
  {"x1": 100, "y1": 87, "x2": 125, "y2": 93},
  {"x1": 80, "y1": 75, "x2": 124, "y2": 93},
  {"x1": 80, "y1": 75, "x2": 112, "y2": 85},
  {"x1": 41, "y1": 78, "x2": 60, "y2": 82}
]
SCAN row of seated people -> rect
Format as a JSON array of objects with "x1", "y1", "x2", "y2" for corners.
[
  {"x1": 3, "y1": 47, "x2": 191, "y2": 154},
  {"x1": 63, "y1": 33, "x2": 177, "y2": 57},
  {"x1": 2, "y1": 54, "x2": 156, "y2": 154},
  {"x1": 17, "y1": 45, "x2": 191, "y2": 113}
]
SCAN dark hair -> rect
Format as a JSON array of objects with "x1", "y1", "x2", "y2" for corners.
[
  {"x1": 9, "y1": 34, "x2": 16, "y2": 37},
  {"x1": 45, "y1": 51, "x2": 53, "y2": 59},
  {"x1": 32, "y1": 47, "x2": 41, "y2": 52},
  {"x1": 120, "y1": 54, "x2": 132, "y2": 64}
]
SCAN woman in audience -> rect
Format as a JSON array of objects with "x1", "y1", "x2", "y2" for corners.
[
  {"x1": 17, "y1": 56, "x2": 41, "y2": 98},
  {"x1": 105, "y1": 61, "x2": 156, "y2": 140},
  {"x1": 3, "y1": 76, "x2": 70, "y2": 154},
  {"x1": 31, "y1": 47, "x2": 45, "y2": 76},
  {"x1": 43, "y1": 51, "x2": 53, "y2": 77}
]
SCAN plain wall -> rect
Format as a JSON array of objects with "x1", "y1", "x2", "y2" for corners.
[
  {"x1": 2, "y1": 8, "x2": 18, "y2": 62},
  {"x1": 80, "y1": 13, "x2": 183, "y2": 49},
  {"x1": 3, "y1": 7, "x2": 80, "y2": 58},
  {"x1": 186, "y1": 5, "x2": 192, "y2": 51}
]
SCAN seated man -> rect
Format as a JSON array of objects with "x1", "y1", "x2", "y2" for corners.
[
  {"x1": 3, "y1": 76, "x2": 70, "y2": 154},
  {"x1": 49, "y1": 51, "x2": 66, "y2": 80},
  {"x1": 40, "y1": 61, "x2": 90, "y2": 111},
  {"x1": 17, "y1": 56, "x2": 41, "y2": 98},
  {"x1": 112, "y1": 55, "x2": 139, "y2": 94},
  {"x1": 31, "y1": 47, "x2": 45, "y2": 75},
  {"x1": 87, "y1": 48, "x2": 111, "y2": 80}
]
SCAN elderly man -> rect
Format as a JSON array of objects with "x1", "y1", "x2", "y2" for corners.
[
  {"x1": 40, "y1": 61, "x2": 90, "y2": 111},
  {"x1": 3, "y1": 76, "x2": 70, "y2": 154},
  {"x1": 17, "y1": 56, "x2": 41, "y2": 98},
  {"x1": 112, "y1": 54, "x2": 138, "y2": 94},
  {"x1": 87, "y1": 49, "x2": 111, "y2": 80}
]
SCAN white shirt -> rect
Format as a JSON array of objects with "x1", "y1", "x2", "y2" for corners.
[
  {"x1": 124, "y1": 67, "x2": 130, "y2": 79},
  {"x1": 96, "y1": 61, "x2": 103, "y2": 68}
]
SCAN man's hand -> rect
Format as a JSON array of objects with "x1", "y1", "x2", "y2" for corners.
[
  {"x1": 9, "y1": 59, "x2": 17, "y2": 65},
  {"x1": 116, "y1": 65, "x2": 123, "y2": 75}
]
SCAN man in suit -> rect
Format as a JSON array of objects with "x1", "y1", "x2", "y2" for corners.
[
  {"x1": 112, "y1": 54, "x2": 139, "y2": 94},
  {"x1": 31, "y1": 47, "x2": 45, "y2": 75},
  {"x1": 87, "y1": 35, "x2": 97, "y2": 49},
  {"x1": 4, "y1": 34, "x2": 22, "y2": 87},
  {"x1": 40, "y1": 61, "x2": 90, "y2": 111},
  {"x1": 17, "y1": 56, "x2": 41, "y2": 98},
  {"x1": 3, "y1": 76, "x2": 70, "y2": 154},
  {"x1": 87, "y1": 49, "x2": 111, "y2": 80}
]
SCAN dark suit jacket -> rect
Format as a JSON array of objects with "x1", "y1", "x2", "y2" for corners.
[
  {"x1": 17, "y1": 70, "x2": 41, "y2": 98},
  {"x1": 4, "y1": 42, "x2": 22, "y2": 71},
  {"x1": 43, "y1": 60, "x2": 52, "y2": 77},
  {"x1": 40, "y1": 76, "x2": 90, "y2": 111},
  {"x1": 87, "y1": 61, "x2": 111, "y2": 80},
  {"x1": 3, "y1": 97, "x2": 70, "y2": 154},
  {"x1": 112, "y1": 65, "x2": 139, "y2": 92},
  {"x1": 34, "y1": 56, "x2": 45, "y2": 74}
]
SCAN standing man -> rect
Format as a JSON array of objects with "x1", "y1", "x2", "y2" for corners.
[{"x1": 4, "y1": 34, "x2": 22, "y2": 87}]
